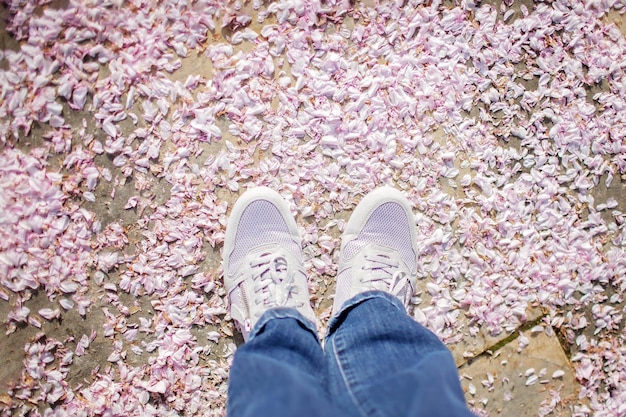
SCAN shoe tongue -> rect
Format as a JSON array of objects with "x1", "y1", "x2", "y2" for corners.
[
  {"x1": 261, "y1": 256, "x2": 289, "y2": 287},
  {"x1": 389, "y1": 272, "x2": 410, "y2": 299}
]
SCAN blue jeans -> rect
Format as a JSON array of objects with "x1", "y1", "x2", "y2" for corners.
[{"x1": 228, "y1": 291, "x2": 475, "y2": 417}]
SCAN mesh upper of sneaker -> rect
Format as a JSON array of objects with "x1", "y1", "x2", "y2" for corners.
[
  {"x1": 227, "y1": 200, "x2": 301, "y2": 277},
  {"x1": 342, "y1": 202, "x2": 416, "y2": 271},
  {"x1": 333, "y1": 200, "x2": 417, "y2": 315},
  {"x1": 225, "y1": 197, "x2": 313, "y2": 339}
]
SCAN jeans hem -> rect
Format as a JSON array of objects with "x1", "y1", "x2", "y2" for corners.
[
  {"x1": 249, "y1": 307, "x2": 319, "y2": 341},
  {"x1": 325, "y1": 291, "x2": 405, "y2": 340}
]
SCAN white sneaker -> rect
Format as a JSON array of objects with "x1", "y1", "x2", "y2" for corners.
[
  {"x1": 332, "y1": 187, "x2": 419, "y2": 317},
  {"x1": 223, "y1": 187, "x2": 316, "y2": 340}
]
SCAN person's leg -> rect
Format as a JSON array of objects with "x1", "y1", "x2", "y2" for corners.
[
  {"x1": 325, "y1": 187, "x2": 474, "y2": 417},
  {"x1": 223, "y1": 187, "x2": 338, "y2": 417},
  {"x1": 325, "y1": 292, "x2": 475, "y2": 417},
  {"x1": 228, "y1": 308, "x2": 338, "y2": 417}
]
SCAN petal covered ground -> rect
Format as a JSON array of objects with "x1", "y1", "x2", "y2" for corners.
[{"x1": 1, "y1": 0, "x2": 626, "y2": 416}]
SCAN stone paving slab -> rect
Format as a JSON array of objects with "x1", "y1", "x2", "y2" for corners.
[
  {"x1": 449, "y1": 306, "x2": 545, "y2": 367},
  {"x1": 458, "y1": 327, "x2": 582, "y2": 416}
]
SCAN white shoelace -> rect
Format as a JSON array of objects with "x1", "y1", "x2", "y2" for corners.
[
  {"x1": 360, "y1": 252, "x2": 412, "y2": 304},
  {"x1": 249, "y1": 252, "x2": 305, "y2": 317}
]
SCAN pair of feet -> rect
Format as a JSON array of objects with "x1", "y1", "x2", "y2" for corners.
[{"x1": 223, "y1": 187, "x2": 419, "y2": 340}]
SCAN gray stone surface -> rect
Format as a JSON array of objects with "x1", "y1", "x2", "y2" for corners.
[{"x1": 459, "y1": 327, "x2": 581, "y2": 416}]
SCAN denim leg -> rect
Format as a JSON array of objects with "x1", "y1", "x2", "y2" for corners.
[
  {"x1": 325, "y1": 291, "x2": 475, "y2": 417},
  {"x1": 228, "y1": 308, "x2": 340, "y2": 417}
]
